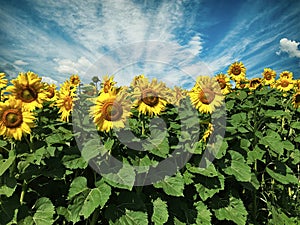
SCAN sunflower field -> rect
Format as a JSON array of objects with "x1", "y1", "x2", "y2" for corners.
[{"x1": 0, "y1": 62, "x2": 299, "y2": 225}]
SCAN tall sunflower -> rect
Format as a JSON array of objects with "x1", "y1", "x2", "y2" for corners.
[
  {"x1": 262, "y1": 68, "x2": 276, "y2": 85},
  {"x1": 275, "y1": 78, "x2": 294, "y2": 92},
  {"x1": 5, "y1": 71, "x2": 47, "y2": 111},
  {"x1": 292, "y1": 92, "x2": 300, "y2": 109},
  {"x1": 0, "y1": 72, "x2": 8, "y2": 89},
  {"x1": 132, "y1": 78, "x2": 169, "y2": 116},
  {"x1": 235, "y1": 79, "x2": 249, "y2": 89},
  {"x1": 294, "y1": 80, "x2": 300, "y2": 91},
  {"x1": 170, "y1": 86, "x2": 187, "y2": 106},
  {"x1": 279, "y1": 71, "x2": 293, "y2": 80},
  {"x1": 100, "y1": 75, "x2": 116, "y2": 94},
  {"x1": 248, "y1": 78, "x2": 262, "y2": 91},
  {"x1": 227, "y1": 62, "x2": 246, "y2": 82},
  {"x1": 0, "y1": 98, "x2": 35, "y2": 140},
  {"x1": 189, "y1": 76, "x2": 223, "y2": 114},
  {"x1": 44, "y1": 83, "x2": 58, "y2": 102},
  {"x1": 215, "y1": 73, "x2": 232, "y2": 95},
  {"x1": 55, "y1": 88, "x2": 77, "y2": 122},
  {"x1": 90, "y1": 88, "x2": 131, "y2": 132},
  {"x1": 70, "y1": 74, "x2": 81, "y2": 87}
]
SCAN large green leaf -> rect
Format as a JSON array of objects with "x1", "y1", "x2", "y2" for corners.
[
  {"x1": 224, "y1": 151, "x2": 251, "y2": 182},
  {"x1": 151, "y1": 198, "x2": 168, "y2": 225},
  {"x1": 110, "y1": 210, "x2": 148, "y2": 225},
  {"x1": 68, "y1": 176, "x2": 88, "y2": 200},
  {"x1": 32, "y1": 197, "x2": 55, "y2": 225},
  {"x1": 0, "y1": 173, "x2": 17, "y2": 197},
  {"x1": 62, "y1": 154, "x2": 88, "y2": 169},
  {"x1": 0, "y1": 150, "x2": 16, "y2": 176},
  {"x1": 153, "y1": 172, "x2": 184, "y2": 197},
  {"x1": 195, "y1": 173, "x2": 224, "y2": 201},
  {"x1": 213, "y1": 197, "x2": 247, "y2": 225},
  {"x1": 194, "y1": 201, "x2": 211, "y2": 225},
  {"x1": 266, "y1": 161, "x2": 298, "y2": 185}
]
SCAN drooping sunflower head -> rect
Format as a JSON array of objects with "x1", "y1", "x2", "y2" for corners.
[
  {"x1": 275, "y1": 78, "x2": 294, "y2": 92},
  {"x1": 280, "y1": 71, "x2": 293, "y2": 80},
  {"x1": 133, "y1": 78, "x2": 169, "y2": 116},
  {"x1": 90, "y1": 88, "x2": 132, "y2": 132},
  {"x1": 100, "y1": 75, "x2": 116, "y2": 94},
  {"x1": 215, "y1": 73, "x2": 232, "y2": 95},
  {"x1": 0, "y1": 72, "x2": 8, "y2": 89},
  {"x1": 201, "y1": 123, "x2": 214, "y2": 142},
  {"x1": 292, "y1": 92, "x2": 300, "y2": 109},
  {"x1": 5, "y1": 71, "x2": 47, "y2": 111},
  {"x1": 70, "y1": 74, "x2": 80, "y2": 87},
  {"x1": 227, "y1": 62, "x2": 246, "y2": 82},
  {"x1": 189, "y1": 76, "x2": 223, "y2": 114},
  {"x1": 249, "y1": 78, "x2": 262, "y2": 91},
  {"x1": 262, "y1": 68, "x2": 276, "y2": 85},
  {"x1": 0, "y1": 98, "x2": 35, "y2": 140}
]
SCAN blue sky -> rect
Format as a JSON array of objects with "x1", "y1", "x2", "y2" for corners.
[{"x1": 1, "y1": 0, "x2": 300, "y2": 88}]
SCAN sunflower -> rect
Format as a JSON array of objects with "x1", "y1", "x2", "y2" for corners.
[
  {"x1": 70, "y1": 74, "x2": 81, "y2": 87},
  {"x1": 100, "y1": 75, "x2": 116, "y2": 94},
  {"x1": 215, "y1": 73, "x2": 232, "y2": 95},
  {"x1": 0, "y1": 72, "x2": 8, "y2": 89},
  {"x1": 132, "y1": 78, "x2": 169, "y2": 116},
  {"x1": 262, "y1": 68, "x2": 276, "y2": 85},
  {"x1": 227, "y1": 62, "x2": 246, "y2": 82},
  {"x1": 294, "y1": 80, "x2": 300, "y2": 91},
  {"x1": 90, "y1": 88, "x2": 131, "y2": 132},
  {"x1": 248, "y1": 78, "x2": 262, "y2": 91},
  {"x1": 5, "y1": 71, "x2": 47, "y2": 111},
  {"x1": 0, "y1": 98, "x2": 35, "y2": 140},
  {"x1": 189, "y1": 76, "x2": 223, "y2": 114},
  {"x1": 275, "y1": 78, "x2": 294, "y2": 92},
  {"x1": 44, "y1": 83, "x2": 58, "y2": 102},
  {"x1": 131, "y1": 74, "x2": 146, "y2": 87},
  {"x1": 170, "y1": 86, "x2": 187, "y2": 106},
  {"x1": 292, "y1": 92, "x2": 300, "y2": 109},
  {"x1": 201, "y1": 123, "x2": 214, "y2": 142},
  {"x1": 279, "y1": 71, "x2": 293, "y2": 80},
  {"x1": 55, "y1": 88, "x2": 78, "y2": 122},
  {"x1": 235, "y1": 79, "x2": 249, "y2": 89}
]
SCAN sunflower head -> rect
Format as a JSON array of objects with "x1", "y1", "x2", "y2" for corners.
[
  {"x1": 189, "y1": 76, "x2": 223, "y2": 114},
  {"x1": 45, "y1": 83, "x2": 57, "y2": 101},
  {"x1": 0, "y1": 98, "x2": 35, "y2": 140},
  {"x1": 227, "y1": 62, "x2": 246, "y2": 82},
  {"x1": 275, "y1": 78, "x2": 294, "y2": 92},
  {"x1": 262, "y1": 68, "x2": 276, "y2": 85},
  {"x1": 215, "y1": 73, "x2": 232, "y2": 95},
  {"x1": 5, "y1": 71, "x2": 47, "y2": 111},
  {"x1": 249, "y1": 78, "x2": 262, "y2": 91},
  {"x1": 235, "y1": 79, "x2": 249, "y2": 89},
  {"x1": 55, "y1": 86, "x2": 78, "y2": 122},
  {"x1": 294, "y1": 80, "x2": 300, "y2": 91},
  {"x1": 90, "y1": 88, "x2": 132, "y2": 132},
  {"x1": 131, "y1": 74, "x2": 147, "y2": 87},
  {"x1": 169, "y1": 86, "x2": 187, "y2": 106},
  {"x1": 201, "y1": 123, "x2": 214, "y2": 142},
  {"x1": 70, "y1": 74, "x2": 80, "y2": 87},
  {"x1": 292, "y1": 92, "x2": 300, "y2": 108},
  {"x1": 100, "y1": 75, "x2": 116, "y2": 94},
  {"x1": 280, "y1": 71, "x2": 293, "y2": 80},
  {"x1": 133, "y1": 78, "x2": 169, "y2": 116},
  {"x1": 0, "y1": 72, "x2": 8, "y2": 89}
]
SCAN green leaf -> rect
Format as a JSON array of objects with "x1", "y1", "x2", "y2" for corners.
[
  {"x1": 32, "y1": 197, "x2": 55, "y2": 225},
  {"x1": 282, "y1": 140, "x2": 294, "y2": 151},
  {"x1": 111, "y1": 210, "x2": 148, "y2": 225},
  {"x1": 187, "y1": 161, "x2": 218, "y2": 177},
  {"x1": 213, "y1": 197, "x2": 247, "y2": 225},
  {"x1": 194, "y1": 201, "x2": 211, "y2": 225},
  {"x1": 81, "y1": 138, "x2": 103, "y2": 161},
  {"x1": 68, "y1": 176, "x2": 88, "y2": 200},
  {"x1": 79, "y1": 183, "x2": 111, "y2": 219},
  {"x1": 0, "y1": 139, "x2": 8, "y2": 148},
  {"x1": 62, "y1": 154, "x2": 88, "y2": 169},
  {"x1": 294, "y1": 136, "x2": 300, "y2": 143},
  {"x1": 259, "y1": 131, "x2": 284, "y2": 156},
  {"x1": 0, "y1": 150, "x2": 16, "y2": 176},
  {"x1": 240, "y1": 139, "x2": 251, "y2": 150},
  {"x1": 230, "y1": 112, "x2": 247, "y2": 126},
  {"x1": 266, "y1": 162, "x2": 298, "y2": 185},
  {"x1": 0, "y1": 173, "x2": 17, "y2": 197},
  {"x1": 224, "y1": 151, "x2": 251, "y2": 182},
  {"x1": 269, "y1": 204, "x2": 299, "y2": 225},
  {"x1": 152, "y1": 198, "x2": 168, "y2": 225},
  {"x1": 143, "y1": 128, "x2": 169, "y2": 158},
  {"x1": 195, "y1": 173, "x2": 224, "y2": 201},
  {"x1": 290, "y1": 121, "x2": 300, "y2": 129},
  {"x1": 247, "y1": 145, "x2": 265, "y2": 164},
  {"x1": 154, "y1": 172, "x2": 184, "y2": 197}
]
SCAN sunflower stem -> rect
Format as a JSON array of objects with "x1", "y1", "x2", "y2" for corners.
[{"x1": 20, "y1": 180, "x2": 27, "y2": 205}]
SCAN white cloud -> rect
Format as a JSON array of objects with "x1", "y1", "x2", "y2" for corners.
[
  {"x1": 277, "y1": 38, "x2": 300, "y2": 58},
  {"x1": 187, "y1": 34, "x2": 203, "y2": 55},
  {"x1": 41, "y1": 76, "x2": 58, "y2": 85},
  {"x1": 54, "y1": 56, "x2": 92, "y2": 76},
  {"x1": 14, "y1": 59, "x2": 28, "y2": 66}
]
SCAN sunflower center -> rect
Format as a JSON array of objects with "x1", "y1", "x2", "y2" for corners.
[
  {"x1": 217, "y1": 78, "x2": 226, "y2": 89},
  {"x1": 20, "y1": 87, "x2": 37, "y2": 103},
  {"x1": 47, "y1": 87, "x2": 55, "y2": 98},
  {"x1": 64, "y1": 96, "x2": 73, "y2": 111},
  {"x1": 281, "y1": 80, "x2": 290, "y2": 87},
  {"x1": 232, "y1": 66, "x2": 241, "y2": 75},
  {"x1": 104, "y1": 83, "x2": 110, "y2": 93},
  {"x1": 250, "y1": 79, "x2": 261, "y2": 87},
  {"x1": 199, "y1": 88, "x2": 215, "y2": 104},
  {"x1": 102, "y1": 101, "x2": 123, "y2": 121},
  {"x1": 264, "y1": 72, "x2": 272, "y2": 80},
  {"x1": 295, "y1": 94, "x2": 300, "y2": 103},
  {"x1": 3, "y1": 109, "x2": 23, "y2": 128},
  {"x1": 142, "y1": 89, "x2": 159, "y2": 107}
]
